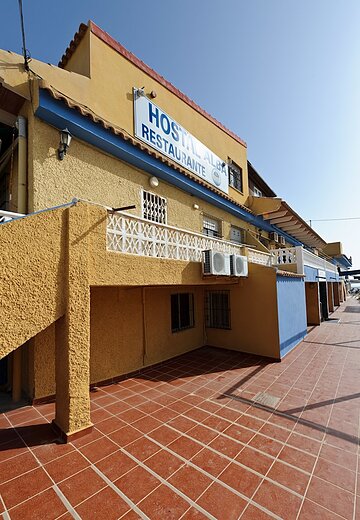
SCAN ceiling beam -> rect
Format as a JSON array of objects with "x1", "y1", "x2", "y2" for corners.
[
  {"x1": 279, "y1": 223, "x2": 303, "y2": 231},
  {"x1": 270, "y1": 215, "x2": 294, "y2": 225},
  {"x1": 263, "y1": 210, "x2": 288, "y2": 220}
]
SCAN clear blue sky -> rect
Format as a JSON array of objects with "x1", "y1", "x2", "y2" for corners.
[{"x1": 1, "y1": 0, "x2": 359, "y2": 266}]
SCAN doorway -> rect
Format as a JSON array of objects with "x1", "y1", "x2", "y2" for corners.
[{"x1": 319, "y1": 281, "x2": 329, "y2": 321}]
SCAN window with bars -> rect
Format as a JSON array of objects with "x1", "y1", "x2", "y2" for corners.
[
  {"x1": 228, "y1": 161, "x2": 243, "y2": 192},
  {"x1": 205, "y1": 291, "x2": 231, "y2": 329},
  {"x1": 142, "y1": 190, "x2": 167, "y2": 224},
  {"x1": 171, "y1": 293, "x2": 194, "y2": 332},
  {"x1": 203, "y1": 215, "x2": 221, "y2": 238}
]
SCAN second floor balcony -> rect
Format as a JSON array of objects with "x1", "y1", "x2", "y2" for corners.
[{"x1": 106, "y1": 211, "x2": 339, "y2": 277}]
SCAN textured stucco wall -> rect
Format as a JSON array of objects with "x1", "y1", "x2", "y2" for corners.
[
  {"x1": 33, "y1": 284, "x2": 205, "y2": 396},
  {"x1": 31, "y1": 119, "x2": 256, "y2": 241},
  {"x1": 206, "y1": 263, "x2": 280, "y2": 359},
  {"x1": 144, "y1": 286, "x2": 205, "y2": 366},
  {"x1": 87, "y1": 31, "x2": 249, "y2": 206},
  {"x1": 90, "y1": 287, "x2": 144, "y2": 383},
  {"x1": 0, "y1": 207, "x2": 67, "y2": 359},
  {"x1": 0, "y1": 32, "x2": 249, "y2": 206},
  {"x1": 54, "y1": 203, "x2": 92, "y2": 435},
  {"x1": 90, "y1": 286, "x2": 205, "y2": 384},
  {"x1": 31, "y1": 323, "x2": 56, "y2": 399}
]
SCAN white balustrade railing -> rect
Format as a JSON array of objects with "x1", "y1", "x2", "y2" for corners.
[
  {"x1": 107, "y1": 212, "x2": 244, "y2": 262},
  {"x1": 270, "y1": 246, "x2": 337, "y2": 275},
  {"x1": 303, "y1": 249, "x2": 337, "y2": 274},
  {"x1": 271, "y1": 247, "x2": 298, "y2": 266}
]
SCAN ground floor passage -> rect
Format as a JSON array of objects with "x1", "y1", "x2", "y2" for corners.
[{"x1": 0, "y1": 298, "x2": 359, "y2": 520}]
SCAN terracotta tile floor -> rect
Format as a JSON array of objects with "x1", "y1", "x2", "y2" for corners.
[{"x1": 1, "y1": 297, "x2": 360, "y2": 519}]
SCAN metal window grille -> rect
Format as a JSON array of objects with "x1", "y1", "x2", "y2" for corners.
[
  {"x1": 171, "y1": 293, "x2": 194, "y2": 332},
  {"x1": 205, "y1": 291, "x2": 231, "y2": 329},
  {"x1": 142, "y1": 190, "x2": 167, "y2": 224},
  {"x1": 228, "y1": 162, "x2": 243, "y2": 192},
  {"x1": 203, "y1": 216, "x2": 221, "y2": 238}
]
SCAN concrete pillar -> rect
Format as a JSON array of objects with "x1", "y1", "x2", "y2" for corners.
[
  {"x1": 53, "y1": 203, "x2": 93, "y2": 441},
  {"x1": 327, "y1": 283, "x2": 334, "y2": 313},
  {"x1": 333, "y1": 282, "x2": 340, "y2": 306},
  {"x1": 305, "y1": 282, "x2": 321, "y2": 325},
  {"x1": 340, "y1": 282, "x2": 344, "y2": 301}
]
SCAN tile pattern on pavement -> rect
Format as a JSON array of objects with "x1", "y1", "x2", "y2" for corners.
[{"x1": 0, "y1": 297, "x2": 360, "y2": 519}]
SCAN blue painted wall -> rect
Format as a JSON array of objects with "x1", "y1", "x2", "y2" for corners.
[
  {"x1": 276, "y1": 276, "x2": 307, "y2": 357},
  {"x1": 326, "y1": 271, "x2": 339, "y2": 282},
  {"x1": 304, "y1": 265, "x2": 339, "y2": 282},
  {"x1": 304, "y1": 265, "x2": 318, "y2": 282}
]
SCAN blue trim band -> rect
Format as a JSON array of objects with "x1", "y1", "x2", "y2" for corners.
[{"x1": 36, "y1": 90, "x2": 302, "y2": 246}]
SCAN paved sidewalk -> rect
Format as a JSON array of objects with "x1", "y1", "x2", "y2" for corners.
[{"x1": 0, "y1": 297, "x2": 359, "y2": 519}]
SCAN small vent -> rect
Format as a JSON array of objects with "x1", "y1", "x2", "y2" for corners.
[
  {"x1": 344, "y1": 306, "x2": 360, "y2": 313},
  {"x1": 253, "y1": 392, "x2": 280, "y2": 408}
]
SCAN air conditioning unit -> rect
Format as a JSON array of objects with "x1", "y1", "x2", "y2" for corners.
[
  {"x1": 203, "y1": 250, "x2": 231, "y2": 276},
  {"x1": 230, "y1": 254, "x2": 248, "y2": 277},
  {"x1": 269, "y1": 232, "x2": 279, "y2": 242},
  {"x1": 279, "y1": 236, "x2": 286, "y2": 246}
]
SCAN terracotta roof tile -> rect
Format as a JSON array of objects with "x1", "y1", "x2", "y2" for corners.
[{"x1": 276, "y1": 270, "x2": 305, "y2": 278}]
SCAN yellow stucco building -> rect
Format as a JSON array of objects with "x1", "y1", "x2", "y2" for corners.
[{"x1": 0, "y1": 21, "x2": 350, "y2": 440}]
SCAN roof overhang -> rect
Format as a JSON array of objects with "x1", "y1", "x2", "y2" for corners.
[
  {"x1": 334, "y1": 254, "x2": 352, "y2": 269},
  {"x1": 262, "y1": 200, "x2": 327, "y2": 249},
  {"x1": 247, "y1": 196, "x2": 282, "y2": 216},
  {"x1": 0, "y1": 79, "x2": 26, "y2": 115}
]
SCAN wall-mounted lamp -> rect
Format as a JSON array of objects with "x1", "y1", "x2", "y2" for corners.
[
  {"x1": 58, "y1": 128, "x2": 72, "y2": 160},
  {"x1": 150, "y1": 90, "x2": 157, "y2": 98},
  {"x1": 193, "y1": 203, "x2": 200, "y2": 210},
  {"x1": 149, "y1": 176, "x2": 159, "y2": 188}
]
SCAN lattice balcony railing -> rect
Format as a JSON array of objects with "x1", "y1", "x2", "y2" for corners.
[
  {"x1": 246, "y1": 248, "x2": 272, "y2": 267},
  {"x1": 107, "y1": 212, "x2": 339, "y2": 274},
  {"x1": 107, "y1": 212, "x2": 246, "y2": 262}
]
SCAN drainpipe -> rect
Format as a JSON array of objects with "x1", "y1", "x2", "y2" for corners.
[
  {"x1": 16, "y1": 116, "x2": 27, "y2": 214},
  {"x1": 11, "y1": 116, "x2": 27, "y2": 402}
]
